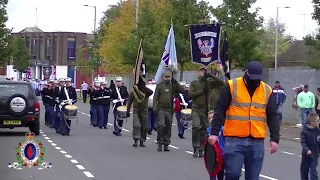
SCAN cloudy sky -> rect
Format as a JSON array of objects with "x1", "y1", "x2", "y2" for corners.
[{"x1": 6, "y1": 0, "x2": 318, "y2": 40}]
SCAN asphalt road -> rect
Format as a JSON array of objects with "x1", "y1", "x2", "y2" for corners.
[{"x1": 0, "y1": 101, "x2": 304, "y2": 180}]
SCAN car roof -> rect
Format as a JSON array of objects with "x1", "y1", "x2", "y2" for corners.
[{"x1": 0, "y1": 81, "x2": 31, "y2": 85}]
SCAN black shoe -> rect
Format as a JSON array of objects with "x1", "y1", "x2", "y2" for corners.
[
  {"x1": 157, "y1": 144, "x2": 163, "y2": 151},
  {"x1": 199, "y1": 150, "x2": 203, "y2": 157},
  {"x1": 148, "y1": 130, "x2": 152, "y2": 135},
  {"x1": 164, "y1": 145, "x2": 170, "y2": 151},
  {"x1": 90, "y1": 123, "x2": 92, "y2": 125},
  {"x1": 104, "y1": 126, "x2": 108, "y2": 129},
  {"x1": 66, "y1": 133, "x2": 70, "y2": 136},
  {"x1": 56, "y1": 130, "x2": 60, "y2": 134},
  {"x1": 178, "y1": 134, "x2": 185, "y2": 139},
  {"x1": 61, "y1": 132, "x2": 66, "y2": 136},
  {"x1": 139, "y1": 141, "x2": 145, "y2": 147},
  {"x1": 193, "y1": 148, "x2": 199, "y2": 158},
  {"x1": 133, "y1": 140, "x2": 138, "y2": 147},
  {"x1": 93, "y1": 124, "x2": 97, "y2": 127},
  {"x1": 49, "y1": 125, "x2": 54, "y2": 128},
  {"x1": 99, "y1": 126, "x2": 102, "y2": 129}
]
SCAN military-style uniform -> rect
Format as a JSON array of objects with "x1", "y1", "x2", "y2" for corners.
[
  {"x1": 112, "y1": 77, "x2": 129, "y2": 136},
  {"x1": 97, "y1": 81, "x2": 112, "y2": 129},
  {"x1": 53, "y1": 80, "x2": 62, "y2": 133},
  {"x1": 59, "y1": 77, "x2": 77, "y2": 136},
  {"x1": 174, "y1": 83, "x2": 191, "y2": 138},
  {"x1": 153, "y1": 72, "x2": 184, "y2": 151},
  {"x1": 188, "y1": 69, "x2": 225, "y2": 157},
  {"x1": 127, "y1": 85, "x2": 153, "y2": 147},
  {"x1": 42, "y1": 79, "x2": 54, "y2": 126},
  {"x1": 89, "y1": 81, "x2": 100, "y2": 127}
]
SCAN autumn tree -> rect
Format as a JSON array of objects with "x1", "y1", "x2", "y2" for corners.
[
  {"x1": 0, "y1": 0, "x2": 12, "y2": 63},
  {"x1": 211, "y1": 0, "x2": 264, "y2": 68},
  {"x1": 260, "y1": 18, "x2": 293, "y2": 61},
  {"x1": 11, "y1": 38, "x2": 30, "y2": 77}
]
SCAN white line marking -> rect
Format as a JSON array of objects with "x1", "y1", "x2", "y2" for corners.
[
  {"x1": 122, "y1": 129, "x2": 130, "y2": 132},
  {"x1": 39, "y1": 129, "x2": 43, "y2": 132},
  {"x1": 83, "y1": 171, "x2": 94, "y2": 178},
  {"x1": 47, "y1": 140, "x2": 53, "y2": 143},
  {"x1": 282, "y1": 151, "x2": 295, "y2": 155},
  {"x1": 154, "y1": 140, "x2": 157, "y2": 143},
  {"x1": 146, "y1": 137, "x2": 150, "y2": 140},
  {"x1": 65, "y1": 155, "x2": 72, "y2": 158},
  {"x1": 42, "y1": 134, "x2": 46, "y2": 136},
  {"x1": 76, "y1": 165, "x2": 85, "y2": 170},
  {"x1": 60, "y1": 150, "x2": 67, "y2": 154},
  {"x1": 71, "y1": 159, "x2": 78, "y2": 163},
  {"x1": 242, "y1": 168, "x2": 278, "y2": 180},
  {"x1": 40, "y1": 131, "x2": 44, "y2": 134},
  {"x1": 185, "y1": 151, "x2": 193, "y2": 154},
  {"x1": 38, "y1": 168, "x2": 43, "y2": 170},
  {"x1": 298, "y1": 155, "x2": 302, "y2": 157},
  {"x1": 172, "y1": 123, "x2": 176, "y2": 125},
  {"x1": 293, "y1": 137, "x2": 300, "y2": 140},
  {"x1": 168, "y1": 145, "x2": 179, "y2": 149},
  {"x1": 51, "y1": 143, "x2": 57, "y2": 146},
  {"x1": 44, "y1": 137, "x2": 50, "y2": 139},
  {"x1": 55, "y1": 147, "x2": 61, "y2": 150}
]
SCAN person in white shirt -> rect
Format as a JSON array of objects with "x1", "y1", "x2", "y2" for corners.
[
  {"x1": 81, "y1": 81, "x2": 89, "y2": 103},
  {"x1": 146, "y1": 79, "x2": 157, "y2": 135}
]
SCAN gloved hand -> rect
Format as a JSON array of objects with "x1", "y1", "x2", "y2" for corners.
[
  {"x1": 112, "y1": 99, "x2": 118, "y2": 104},
  {"x1": 171, "y1": 78, "x2": 178, "y2": 84},
  {"x1": 120, "y1": 99, "x2": 125, "y2": 103},
  {"x1": 126, "y1": 111, "x2": 130, "y2": 118}
]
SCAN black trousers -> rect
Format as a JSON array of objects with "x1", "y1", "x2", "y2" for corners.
[{"x1": 82, "y1": 90, "x2": 88, "y2": 103}]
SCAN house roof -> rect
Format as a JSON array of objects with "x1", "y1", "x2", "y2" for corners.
[{"x1": 19, "y1": 26, "x2": 43, "y2": 33}]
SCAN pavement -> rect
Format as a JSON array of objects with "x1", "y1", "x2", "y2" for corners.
[{"x1": 0, "y1": 101, "x2": 304, "y2": 180}]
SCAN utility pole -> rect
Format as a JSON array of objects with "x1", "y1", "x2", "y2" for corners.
[
  {"x1": 136, "y1": 0, "x2": 139, "y2": 28},
  {"x1": 300, "y1": 14, "x2": 312, "y2": 37}
]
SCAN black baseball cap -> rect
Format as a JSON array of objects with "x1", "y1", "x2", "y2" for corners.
[{"x1": 245, "y1": 61, "x2": 263, "y2": 80}]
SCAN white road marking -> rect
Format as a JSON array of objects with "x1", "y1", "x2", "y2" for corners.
[
  {"x1": 60, "y1": 150, "x2": 67, "y2": 154},
  {"x1": 168, "y1": 145, "x2": 179, "y2": 149},
  {"x1": 39, "y1": 129, "x2": 43, "y2": 132},
  {"x1": 40, "y1": 131, "x2": 44, "y2": 134},
  {"x1": 185, "y1": 151, "x2": 193, "y2": 154},
  {"x1": 146, "y1": 137, "x2": 151, "y2": 140},
  {"x1": 55, "y1": 147, "x2": 61, "y2": 150},
  {"x1": 76, "y1": 165, "x2": 85, "y2": 170},
  {"x1": 38, "y1": 168, "x2": 43, "y2": 170},
  {"x1": 242, "y1": 168, "x2": 278, "y2": 180},
  {"x1": 298, "y1": 155, "x2": 302, "y2": 157},
  {"x1": 42, "y1": 134, "x2": 46, "y2": 136},
  {"x1": 71, "y1": 159, "x2": 78, "y2": 163},
  {"x1": 47, "y1": 140, "x2": 53, "y2": 143},
  {"x1": 122, "y1": 129, "x2": 130, "y2": 132},
  {"x1": 83, "y1": 171, "x2": 94, "y2": 178},
  {"x1": 293, "y1": 137, "x2": 300, "y2": 140},
  {"x1": 51, "y1": 143, "x2": 57, "y2": 146},
  {"x1": 65, "y1": 155, "x2": 72, "y2": 158},
  {"x1": 282, "y1": 151, "x2": 295, "y2": 155},
  {"x1": 44, "y1": 137, "x2": 50, "y2": 139}
]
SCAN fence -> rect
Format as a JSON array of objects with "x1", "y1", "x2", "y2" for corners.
[{"x1": 107, "y1": 67, "x2": 320, "y2": 124}]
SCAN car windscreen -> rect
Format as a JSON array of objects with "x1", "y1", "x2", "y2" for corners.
[{"x1": 0, "y1": 84, "x2": 32, "y2": 97}]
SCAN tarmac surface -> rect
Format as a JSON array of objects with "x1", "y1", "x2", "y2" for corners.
[{"x1": 0, "y1": 101, "x2": 304, "y2": 180}]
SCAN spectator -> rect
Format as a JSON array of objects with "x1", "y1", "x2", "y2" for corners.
[
  {"x1": 297, "y1": 85, "x2": 315, "y2": 127},
  {"x1": 272, "y1": 81, "x2": 286, "y2": 123}
]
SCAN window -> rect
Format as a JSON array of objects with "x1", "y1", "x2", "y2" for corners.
[
  {"x1": 32, "y1": 39, "x2": 37, "y2": 59},
  {"x1": 67, "y1": 37, "x2": 76, "y2": 60},
  {"x1": 25, "y1": 39, "x2": 30, "y2": 49},
  {"x1": 46, "y1": 38, "x2": 51, "y2": 56},
  {"x1": 0, "y1": 84, "x2": 32, "y2": 97}
]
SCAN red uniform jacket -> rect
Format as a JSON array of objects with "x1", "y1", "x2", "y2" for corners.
[{"x1": 173, "y1": 97, "x2": 181, "y2": 113}]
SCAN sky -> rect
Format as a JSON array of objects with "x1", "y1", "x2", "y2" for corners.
[{"x1": 6, "y1": 0, "x2": 318, "y2": 40}]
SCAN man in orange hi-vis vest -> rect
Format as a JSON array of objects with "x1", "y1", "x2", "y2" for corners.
[{"x1": 208, "y1": 61, "x2": 280, "y2": 180}]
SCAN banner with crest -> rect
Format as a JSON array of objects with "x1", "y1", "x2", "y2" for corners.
[
  {"x1": 189, "y1": 23, "x2": 221, "y2": 67},
  {"x1": 132, "y1": 38, "x2": 146, "y2": 103}
]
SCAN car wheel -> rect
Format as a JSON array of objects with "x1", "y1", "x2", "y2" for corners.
[{"x1": 29, "y1": 122, "x2": 40, "y2": 135}]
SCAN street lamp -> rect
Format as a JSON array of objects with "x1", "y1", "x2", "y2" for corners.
[
  {"x1": 83, "y1": 4, "x2": 97, "y2": 32},
  {"x1": 275, "y1": 6, "x2": 291, "y2": 70},
  {"x1": 300, "y1": 13, "x2": 312, "y2": 37}
]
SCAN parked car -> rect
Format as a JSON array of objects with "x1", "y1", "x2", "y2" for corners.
[{"x1": 0, "y1": 80, "x2": 40, "y2": 135}]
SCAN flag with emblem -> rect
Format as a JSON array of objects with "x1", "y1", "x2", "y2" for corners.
[
  {"x1": 155, "y1": 24, "x2": 178, "y2": 84},
  {"x1": 220, "y1": 31, "x2": 230, "y2": 79},
  {"x1": 26, "y1": 65, "x2": 31, "y2": 79},
  {"x1": 134, "y1": 38, "x2": 146, "y2": 85}
]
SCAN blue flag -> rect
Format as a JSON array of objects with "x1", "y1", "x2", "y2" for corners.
[
  {"x1": 155, "y1": 24, "x2": 178, "y2": 84},
  {"x1": 189, "y1": 23, "x2": 221, "y2": 67}
]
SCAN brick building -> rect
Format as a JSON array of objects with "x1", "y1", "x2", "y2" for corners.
[{"x1": 2, "y1": 26, "x2": 106, "y2": 88}]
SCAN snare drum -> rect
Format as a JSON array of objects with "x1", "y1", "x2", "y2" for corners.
[
  {"x1": 64, "y1": 105, "x2": 78, "y2": 117},
  {"x1": 181, "y1": 108, "x2": 192, "y2": 122},
  {"x1": 116, "y1": 105, "x2": 128, "y2": 120}
]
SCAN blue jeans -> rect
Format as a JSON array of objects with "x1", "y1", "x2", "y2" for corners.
[
  {"x1": 276, "y1": 104, "x2": 283, "y2": 122},
  {"x1": 60, "y1": 107, "x2": 71, "y2": 134},
  {"x1": 97, "y1": 105, "x2": 104, "y2": 127},
  {"x1": 175, "y1": 112, "x2": 185, "y2": 136},
  {"x1": 91, "y1": 104, "x2": 98, "y2": 126},
  {"x1": 102, "y1": 105, "x2": 110, "y2": 128},
  {"x1": 113, "y1": 109, "x2": 123, "y2": 133},
  {"x1": 55, "y1": 106, "x2": 61, "y2": 132},
  {"x1": 300, "y1": 156, "x2": 318, "y2": 180},
  {"x1": 224, "y1": 137, "x2": 264, "y2": 180},
  {"x1": 148, "y1": 109, "x2": 157, "y2": 132},
  {"x1": 301, "y1": 108, "x2": 313, "y2": 127}
]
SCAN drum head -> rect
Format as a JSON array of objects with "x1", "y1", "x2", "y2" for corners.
[
  {"x1": 181, "y1": 108, "x2": 192, "y2": 114},
  {"x1": 117, "y1": 105, "x2": 127, "y2": 112}
]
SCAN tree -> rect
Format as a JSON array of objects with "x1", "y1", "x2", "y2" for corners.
[
  {"x1": 11, "y1": 38, "x2": 30, "y2": 77},
  {"x1": 260, "y1": 18, "x2": 292, "y2": 60},
  {"x1": 210, "y1": 0, "x2": 264, "y2": 68},
  {"x1": 0, "y1": 0, "x2": 12, "y2": 63},
  {"x1": 99, "y1": 0, "x2": 136, "y2": 75}
]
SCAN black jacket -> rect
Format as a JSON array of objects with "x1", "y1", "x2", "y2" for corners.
[
  {"x1": 211, "y1": 81, "x2": 280, "y2": 143},
  {"x1": 97, "y1": 88, "x2": 113, "y2": 105},
  {"x1": 301, "y1": 125, "x2": 320, "y2": 158},
  {"x1": 59, "y1": 86, "x2": 77, "y2": 104}
]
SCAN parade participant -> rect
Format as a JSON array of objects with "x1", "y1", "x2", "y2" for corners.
[
  {"x1": 81, "y1": 81, "x2": 89, "y2": 103},
  {"x1": 52, "y1": 80, "x2": 61, "y2": 133},
  {"x1": 208, "y1": 61, "x2": 279, "y2": 179},
  {"x1": 46, "y1": 79, "x2": 56, "y2": 129},
  {"x1": 146, "y1": 79, "x2": 157, "y2": 135},
  {"x1": 42, "y1": 79, "x2": 54, "y2": 126},
  {"x1": 153, "y1": 72, "x2": 184, "y2": 152},
  {"x1": 97, "y1": 81, "x2": 112, "y2": 129},
  {"x1": 88, "y1": 84, "x2": 95, "y2": 126},
  {"x1": 126, "y1": 79, "x2": 153, "y2": 147},
  {"x1": 112, "y1": 77, "x2": 129, "y2": 136},
  {"x1": 90, "y1": 80, "x2": 101, "y2": 127},
  {"x1": 174, "y1": 82, "x2": 191, "y2": 139},
  {"x1": 272, "y1": 81, "x2": 286, "y2": 123},
  {"x1": 59, "y1": 77, "x2": 77, "y2": 136},
  {"x1": 188, "y1": 67, "x2": 225, "y2": 158},
  {"x1": 300, "y1": 113, "x2": 320, "y2": 180}
]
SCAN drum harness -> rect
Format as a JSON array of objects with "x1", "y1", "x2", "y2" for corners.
[
  {"x1": 179, "y1": 93, "x2": 191, "y2": 129},
  {"x1": 113, "y1": 86, "x2": 128, "y2": 129},
  {"x1": 58, "y1": 87, "x2": 78, "y2": 130}
]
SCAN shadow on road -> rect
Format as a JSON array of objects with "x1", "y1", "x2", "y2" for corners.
[{"x1": 0, "y1": 131, "x2": 28, "y2": 136}]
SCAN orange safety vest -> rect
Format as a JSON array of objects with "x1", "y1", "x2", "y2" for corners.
[{"x1": 223, "y1": 77, "x2": 272, "y2": 138}]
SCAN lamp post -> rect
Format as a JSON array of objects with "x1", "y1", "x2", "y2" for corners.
[
  {"x1": 300, "y1": 13, "x2": 312, "y2": 37},
  {"x1": 83, "y1": 5, "x2": 97, "y2": 32},
  {"x1": 275, "y1": 6, "x2": 291, "y2": 70}
]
